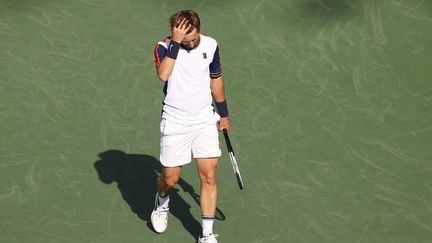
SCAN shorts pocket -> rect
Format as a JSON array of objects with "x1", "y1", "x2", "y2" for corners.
[{"x1": 161, "y1": 119, "x2": 185, "y2": 136}]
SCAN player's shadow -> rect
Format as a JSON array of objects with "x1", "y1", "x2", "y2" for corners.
[{"x1": 93, "y1": 149, "x2": 225, "y2": 238}]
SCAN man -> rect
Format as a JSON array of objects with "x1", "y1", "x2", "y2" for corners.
[{"x1": 151, "y1": 10, "x2": 230, "y2": 243}]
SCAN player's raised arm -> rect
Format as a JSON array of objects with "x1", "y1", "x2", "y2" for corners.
[{"x1": 156, "y1": 18, "x2": 191, "y2": 81}]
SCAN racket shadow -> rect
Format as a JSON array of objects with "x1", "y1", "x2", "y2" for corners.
[
  {"x1": 177, "y1": 178, "x2": 226, "y2": 221},
  {"x1": 94, "y1": 149, "x2": 225, "y2": 239}
]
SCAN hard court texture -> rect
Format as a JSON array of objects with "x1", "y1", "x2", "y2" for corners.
[{"x1": 1, "y1": 0, "x2": 431, "y2": 242}]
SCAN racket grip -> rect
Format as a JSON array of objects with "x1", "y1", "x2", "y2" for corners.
[
  {"x1": 222, "y1": 129, "x2": 234, "y2": 153},
  {"x1": 222, "y1": 128, "x2": 228, "y2": 136}
]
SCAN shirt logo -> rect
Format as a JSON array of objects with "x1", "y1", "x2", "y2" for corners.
[{"x1": 203, "y1": 53, "x2": 207, "y2": 59}]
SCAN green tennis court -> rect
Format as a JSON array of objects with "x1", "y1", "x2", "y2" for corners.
[{"x1": 1, "y1": 0, "x2": 431, "y2": 242}]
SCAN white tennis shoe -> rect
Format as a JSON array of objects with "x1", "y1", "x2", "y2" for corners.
[
  {"x1": 150, "y1": 194, "x2": 169, "y2": 233},
  {"x1": 198, "y1": 233, "x2": 218, "y2": 243}
]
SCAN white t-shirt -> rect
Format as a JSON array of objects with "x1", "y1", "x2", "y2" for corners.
[{"x1": 154, "y1": 34, "x2": 222, "y2": 125}]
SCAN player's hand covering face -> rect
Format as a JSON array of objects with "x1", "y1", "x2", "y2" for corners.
[{"x1": 171, "y1": 18, "x2": 192, "y2": 43}]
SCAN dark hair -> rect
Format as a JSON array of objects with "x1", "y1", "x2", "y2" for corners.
[{"x1": 169, "y1": 10, "x2": 200, "y2": 34}]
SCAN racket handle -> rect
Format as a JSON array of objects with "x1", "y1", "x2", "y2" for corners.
[{"x1": 222, "y1": 129, "x2": 234, "y2": 153}]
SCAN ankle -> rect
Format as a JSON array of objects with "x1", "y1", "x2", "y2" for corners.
[
  {"x1": 157, "y1": 193, "x2": 170, "y2": 208},
  {"x1": 201, "y1": 215, "x2": 215, "y2": 236}
]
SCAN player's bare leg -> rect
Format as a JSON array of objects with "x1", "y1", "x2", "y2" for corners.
[
  {"x1": 197, "y1": 157, "x2": 219, "y2": 242},
  {"x1": 157, "y1": 166, "x2": 182, "y2": 196},
  {"x1": 151, "y1": 166, "x2": 182, "y2": 233}
]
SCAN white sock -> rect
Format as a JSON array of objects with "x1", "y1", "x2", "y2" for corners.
[
  {"x1": 157, "y1": 193, "x2": 169, "y2": 208},
  {"x1": 202, "y1": 216, "x2": 215, "y2": 236}
]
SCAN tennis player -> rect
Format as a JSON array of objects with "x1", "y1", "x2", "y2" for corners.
[{"x1": 151, "y1": 10, "x2": 230, "y2": 243}]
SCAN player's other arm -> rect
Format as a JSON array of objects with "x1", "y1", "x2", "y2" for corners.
[
  {"x1": 209, "y1": 46, "x2": 230, "y2": 131},
  {"x1": 210, "y1": 76, "x2": 225, "y2": 103},
  {"x1": 209, "y1": 46, "x2": 224, "y2": 102},
  {"x1": 211, "y1": 76, "x2": 231, "y2": 131},
  {"x1": 155, "y1": 19, "x2": 191, "y2": 81}
]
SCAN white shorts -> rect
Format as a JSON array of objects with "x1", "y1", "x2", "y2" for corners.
[{"x1": 159, "y1": 113, "x2": 222, "y2": 167}]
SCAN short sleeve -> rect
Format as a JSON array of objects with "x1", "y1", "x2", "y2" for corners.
[
  {"x1": 209, "y1": 46, "x2": 222, "y2": 79},
  {"x1": 154, "y1": 44, "x2": 167, "y2": 65}
]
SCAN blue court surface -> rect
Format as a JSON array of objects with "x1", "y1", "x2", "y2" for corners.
[{"x1": 1, "y1": 0, "x2": 431, "y2": 242}]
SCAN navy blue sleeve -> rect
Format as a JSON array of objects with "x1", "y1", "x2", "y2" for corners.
[
  {"x1": 209, "y1": 46, "x2": 222, "y2": 79},
  {"x1": 154, "y1": 44, "x2": 167, "y2": 64}
]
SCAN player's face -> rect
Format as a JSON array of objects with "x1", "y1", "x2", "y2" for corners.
[{"x1": 181, "y1": 28, "x2": 200, "y2": 50}]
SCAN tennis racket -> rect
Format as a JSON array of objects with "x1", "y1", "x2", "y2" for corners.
[{"x1": 222, "y1": 129, "x2": 244, "y2": 190}]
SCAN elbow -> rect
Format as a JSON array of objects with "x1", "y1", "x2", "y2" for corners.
[
  {"x1": 157, "y1": 75, "x2": 167, "y2": 82},
  {"x1": 157, "y1": 72, "x2": 169, "y2": 82}
]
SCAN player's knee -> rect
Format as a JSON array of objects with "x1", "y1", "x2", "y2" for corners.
[
  {"x1": 200, "y1": 173, "x2": 216, "y2": 186},
  {"x1": 163, "y1": 175, "x2": 179, "y2": 188}
]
